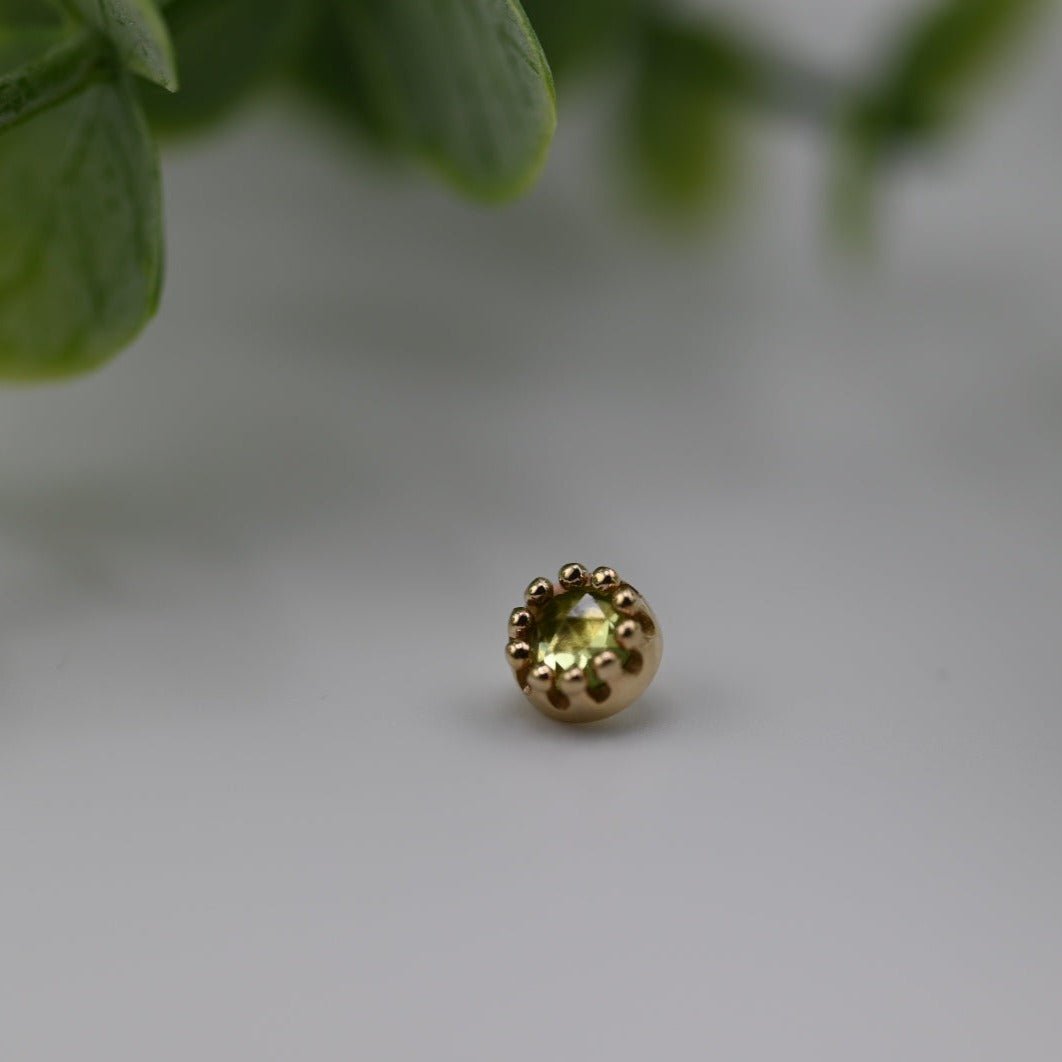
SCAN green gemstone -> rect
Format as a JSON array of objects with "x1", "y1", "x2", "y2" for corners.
[{"x1": 535, "y1": 590, "x2": 624, "y2": 686}]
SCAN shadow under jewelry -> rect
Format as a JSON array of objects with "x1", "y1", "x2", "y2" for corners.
[{"x1": 469, "y1": 688, "x2": 674, "y2": 742}]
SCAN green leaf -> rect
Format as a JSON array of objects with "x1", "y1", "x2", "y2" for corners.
[
  {"x1": 0, "y1": 1, "x2": 72, "y2": 64},
  {"x1": 141, "y1": 0, "x2": 308, "y2": 133},
  {"x1": 627, "y1": 61, "x2": 734, "y2": 219},
  {"x1": 335, "y1": 0, "x2": 556, "y2": 200},
  {"x1": 0, "y1": 75, "x2": 163, "y2": 378},
  {"x1": 832, "y1": 0, "x2": 1049, "y2": 243},
  {"x1": 517, "y1": 0, "x2": 636, "y2": 82},
  {"x1": 65, "y1": 0, "x2": 177, "y2": 90},
  {"x1": 625, "y1": 15, "x2": 756, "y2": 217},
  {"x1": 1, "y1": 0, "x2": 79, "y2": 92},
  {"x1": 0, "y1": 30, "x2": 108, "y2": 135},
  {"x1": 875, "y1": 0, "x2": 1048, "y2": 137},
  {"x1": 294, "y1": 1, "x2": 397, "y2": 150}
]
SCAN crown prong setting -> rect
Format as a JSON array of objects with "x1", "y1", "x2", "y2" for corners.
[
  {"x1": 524, "y1": 577, "x2": 553, "y2": 608},
  {"x1": 506, "y1": 563, "x2": 662, "y2": 724},
  {"x1": 592, "y1": 649, "x2": 623, "y2": 684},
  {"x1": 558, "y1": 562, "x2": 589, "y2": 590},
  {"x1": 526, "y1": 663, "x2": 554, "y2": 693},
  {"x1": 508, "y1": 607, "x2": 534, "y2": 640},
  {"x1": 505, "y1": 640, "x2": 532, "y2": 669},
  {"x1": 590, "y1": 566, "x2": 619, "y2": 592},
  {"x1": 615, "y1": 617, "x2": 646, "y2": 650},
  {"x1": 612, "y1": 584, "x2": 640, "y2": 614}
]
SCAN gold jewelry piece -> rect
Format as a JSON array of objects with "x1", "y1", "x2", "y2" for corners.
[{"x1": 506, "y1": 563, "x2": 662, "y2": 723}]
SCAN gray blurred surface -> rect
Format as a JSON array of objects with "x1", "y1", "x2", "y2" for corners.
[{"x1": 2, "y1": 16, "x2": 1062, "y2": 1060}]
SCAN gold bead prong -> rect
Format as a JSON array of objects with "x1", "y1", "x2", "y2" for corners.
[
  {"x1": 558, "y1": 667, "x2": 587, "y2": 697},
  {"x1": 615, "y1": 617, "x2": 645, "y2": 650},
  {"x1": 526, "y1": 664, "x2": 553, "y2": 692},
  {"x1": 591, "y1": 566, "x2": 619, "y2": 592},
  {"x1": 508, "y1": 607, "x2": 534, "y2": 640},
  {"x1": 524, "y1": 577, "x2": 553, "y2": 608},
  {"x1": 506, "y1": 640, "x2": 532, "y2": 669},
  {"x1": 612, "y1": 584, "x2": 640, "y2": 614},
  {"x1": 558, "y1": 562, "x2": 589, "y2": 590},
  {"x1": 592, "y1": 650, "x2": 623, "y2": 683}
]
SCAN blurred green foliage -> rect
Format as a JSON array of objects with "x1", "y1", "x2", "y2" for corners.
[
  {"x1": 142, "y1": 0, "x2": 307, "y2": 130},
  {"x1": 836, "y1": 0, "x2": 1049, "y2": 237},
  {"x1": 625, "y1": 14, "x2": 759, "y2": 217},
  {"x1": 0, "y1": 0, "x2": 1053, "y2": 378},
  {"x1": 520, "y1": 0, "x2": 637, "y2": 79}
]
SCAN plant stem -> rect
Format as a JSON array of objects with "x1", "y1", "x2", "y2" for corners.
[{"x1": 0, "y1": 32, "x2": 108, "y2": 134}]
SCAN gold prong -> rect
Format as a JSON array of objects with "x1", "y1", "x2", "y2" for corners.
[
  {"x1": 526, "y1": 664, "x2": 553, "y2": 692},
  {"x1": 508, "y1": 607, "x2": 534, "y2": 639},
  {"x1": 558, "y1": 667, "x2": 587, "y2": 697},
  {"x1": 506, "y1": 640, "x2": 532, "y2": 669},
  {"x1": 558, "y1": 562, "x2": 589, "y2": 590},
  {"x1": 592, "y1": 650, "x2": 623, "y2": 684},
  {"x1": 591, "y1": 566, "x2": 619, "y2": 592},
  {"x1": 612, "y1": 584, "x2": 640, "y2": 614},
  {"x1": 525, "y1": 577, "x2": 553, "y2": 608},
  {"x1": 615, "y1": 617, "x2": 645, "y2": 650}
]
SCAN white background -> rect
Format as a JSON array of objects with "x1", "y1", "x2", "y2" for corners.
[{"x1": 1, "y1": 3, "x2": 1061, "y2": 1058}]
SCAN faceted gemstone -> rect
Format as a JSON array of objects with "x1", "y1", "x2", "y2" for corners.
[{"x1": 535, "y1": 590, "x2": 624, "y2": 686}]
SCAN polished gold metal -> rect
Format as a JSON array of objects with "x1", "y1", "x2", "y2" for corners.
[
  {"x1": 524, "y1": 577, "x2": 553, "y2": 608},
  {"x1": 508, "y1": 607, "x2": 534, "y2": 639},
  {"x1": 505, "y1": 640, "x2": 532, "y2": 669},
  {"x1": 590, "y1": 566, "x2": 619, "y2": 592},
  {"x1": 558, "y1": 562, "x2": 589, "y2": 590},
  {"x1": 505, "y1": 562, "x2": 662, "y2": 724}
]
